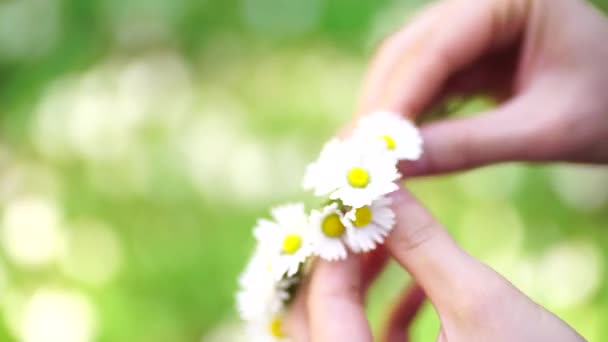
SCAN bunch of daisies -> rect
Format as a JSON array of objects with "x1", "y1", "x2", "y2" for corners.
[{"x1": 236, "y1": 111, "x2": 423, "y2": 341}]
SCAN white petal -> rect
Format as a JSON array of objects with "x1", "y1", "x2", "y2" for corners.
[{"x1": 270, "y1": 203, "x2": 307, "y2": 228}]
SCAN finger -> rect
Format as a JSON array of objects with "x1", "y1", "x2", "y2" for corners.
[
  {"x1": 399, "y1": 94, "x2": 539, "y2": 177},
  {"x1": 286, "y1": 248, "x2": 388, "y2": 341},
  {"x1": 385, "y1": 187, "x2": 495, "y2": 314},
  {"x1": 359, "y1": 0, "x2": 531, "y2": 118},
  {"x1": 308, "y1": 255, "x2": 372, "y2": 342},
  {"x1": 358, "y1": 1, "x2": 445, "y2": 116},
  {"x1": 382, "y1": 283, "x2": 426, "y2": 342},
  {"x1": 437, "y1": 329, "x2": 448, "y2": 342},
  {"x1": 387, "y1": 188, "x2": 588, "y2": 342}
]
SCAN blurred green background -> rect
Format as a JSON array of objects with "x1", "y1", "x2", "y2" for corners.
[{"x1": 0, "y1": 0, "x2": 607, "y2": 341}]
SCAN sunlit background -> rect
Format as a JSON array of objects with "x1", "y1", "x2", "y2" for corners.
[{"x1": 0, "y1": 0, "x2": 607, "y2": 341}]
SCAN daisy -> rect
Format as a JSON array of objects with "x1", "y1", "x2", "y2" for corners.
[
  {"x1": 325, "y1": 138, "x2": 401, "y2": 208},
  {"x1": 236, "y1": 276, "x2": 284, "y2": 323},
  {"x1": 236, "y1": 249, "x2": 290, "y2": 321},
  {"x1": 246, "y1": 313, "x2": 290, "y2": 342},
  {"x1": 344, "y1": 196, "x2": 396, "y2": 253},
  {"x1": 302, "y1": 138, "x2": 342, "y2": 195},
  {"x1": 254, "y1": 203, "x2": 313, "y2": 280},
  {"x1": 309, "y1": 203, "x2": 349, "y2": 261},
  {"x1": 355, "y1": 111, "x2": 422, "y2": 162},
  {"x1": 237, "y1": 246, "x2": 273, "y2": 290}
]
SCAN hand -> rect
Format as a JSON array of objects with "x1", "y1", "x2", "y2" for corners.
[
  {"x1": 358, "y1": 0, "x2": 608, "y2": 177},
  {"x1": 283, "y1": 187, "x2": 585, "y2": 341}
]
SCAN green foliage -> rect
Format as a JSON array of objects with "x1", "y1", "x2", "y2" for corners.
[{"x1": 0, "y1": 1, "x2": 607, "y2": 341}]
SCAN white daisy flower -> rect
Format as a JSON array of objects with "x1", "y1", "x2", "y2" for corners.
[
  {"x1": 303, "y1": 138, "x2": 400, "y2": 208},
  {"x1": 316, "y1": 139, "x2": 400, "y2": 208},
  {"x1": 344, "y1": 196, "x2": 396, "y2": 253},
  {"x1": 246, "y1": 313, "x2": 290, "y2": 342},
  {"x1": 236, "y1": 249, "x2": 297, "y2": 321},
  {"x1": 331, "y1": 138, "x2": 400, "y2": 208},
  {"x1": 302, "y1": 138, "x2": 342, "y2": 195},
  {"x1": 254, "y1": 203, "x2": 314, "y2": 280},
  {"x1": 237, "y1": 247, "x2": 273, "y2": 289},
  {"x1": 355, "y1": 111, "x2": 422, "y2": 162},
  {"x1": 236, "y1": 272, "x2": 283, "y2": 321},
  {"x1": 309, "y1": 203, "x2": 349, "y2": 261}
]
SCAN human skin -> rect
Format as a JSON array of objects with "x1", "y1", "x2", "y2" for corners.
[{"x1": 284, "y1": 0, "x2": 608, "y2": 340}]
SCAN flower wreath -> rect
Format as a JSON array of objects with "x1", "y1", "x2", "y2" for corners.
[{"x1": 236, "y1": 111, "x2": 423, "y2": 340}]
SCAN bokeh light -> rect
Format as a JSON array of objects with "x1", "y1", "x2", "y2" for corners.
[
  {"x1": 19, "y1": 288, "x2": 96, "y2": 342},
  {"x1": 0, "y1": 0, "x2": 61, "y2": 62},
  {"x1": 1, "y1": 195, "x2": 64, "y2": 268},
  {"x1": 59, "y1": 220, "x2": 123, "y2": 287},
  {"x1": 536, "y1": 240, "x2": 604, "y2": 308},
  {"x1": 550, "y1": 165, "x2": 608, "y2": 212},
  {"x1": 0, "y1": 258, "x2": 7, "y2": 301},
  {"x1": 241, "y1": 0, "x2": 323, "y2": 37}
]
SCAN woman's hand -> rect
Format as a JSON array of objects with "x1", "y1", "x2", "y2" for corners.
[
  {"x1": 358, "y1": 0, "x2": 608, "y2": 177},
  {"x1": 282, "y1": 0, "x2": 608, "y2": 340},
  {"x1": 283, "y1": 187, "x2": 585, "y2": 341}
]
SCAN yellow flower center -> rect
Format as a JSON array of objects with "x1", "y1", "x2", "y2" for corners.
[
  {"x1": 353, "y1": 206, "x2": 372, "y2": 227},
  {"x1": 282, "y1": 234, "x2": 302, "y2": 254},
  {"x1": 380, "y1": 135, "x2": 397, "y2": 150},
  {"x1": 321, "y1": 214, "x2": 345, "y2": 237},
  {"x1": 346, "y1": 167, "x2": 370, "y2": 188},
  {"x1": 269, "y1": 317, "x2": 285, "y2": 338}
]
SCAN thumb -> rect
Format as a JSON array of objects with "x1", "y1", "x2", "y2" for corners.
[
  {"x1": 386, "y1": 187, "x2": 586, "y2": 341},
  {"x1": 385, "y1": 187, "x2": 508, "y2": 316}
]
